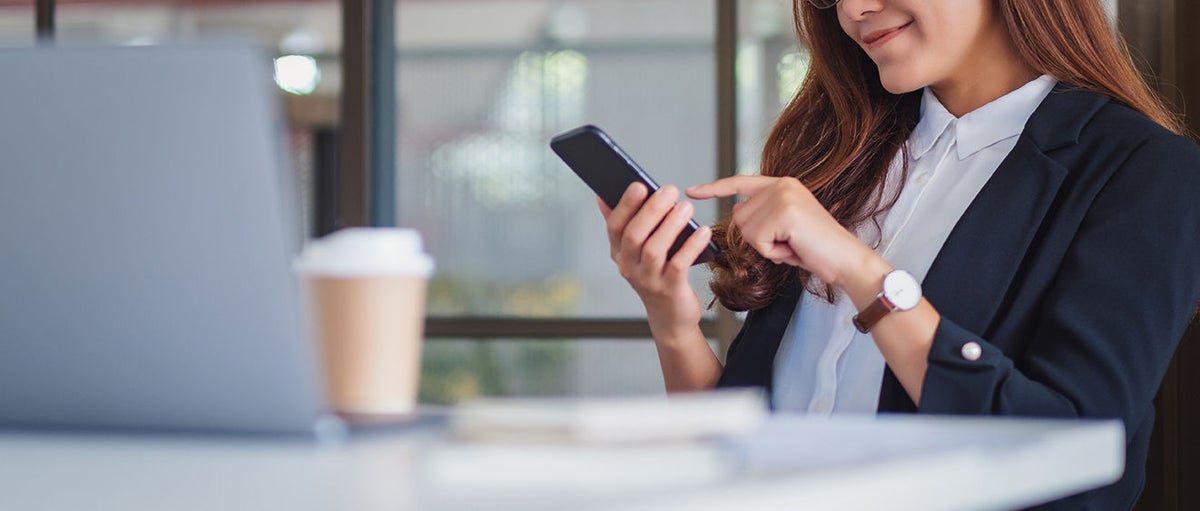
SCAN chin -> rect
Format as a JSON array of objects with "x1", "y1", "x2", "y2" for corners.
[{"x1": 876, "y1": 68, "x2": 926, "y2": 95}]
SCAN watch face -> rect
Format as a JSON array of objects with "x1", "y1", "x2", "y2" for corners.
[{"x1": 883, "y1": 270, "x2": 922, "y2": 310}]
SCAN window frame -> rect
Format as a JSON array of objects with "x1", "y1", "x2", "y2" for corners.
[{"x1": 28, "y1": 0, "x2": 744, "y2": 352}]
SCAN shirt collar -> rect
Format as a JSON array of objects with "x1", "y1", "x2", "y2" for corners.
[
  {"x1": 908, "y1": 88, "x2": 956, "y2": 160},
  {"x1": 907, "y1": 74, "x2": 1058, "y2": 161}
]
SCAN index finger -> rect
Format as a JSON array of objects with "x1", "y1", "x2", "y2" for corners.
[
  {"x1": 685, "y1": 175, "x2": 778, "y2": 200},
  {"x1": 596, "y1": 195, "x2": 613, "y2": 218}
]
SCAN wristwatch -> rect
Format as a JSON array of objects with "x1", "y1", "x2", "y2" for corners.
[{"x1": 852, "y1": 269, "x2": 922, "y2": 333}]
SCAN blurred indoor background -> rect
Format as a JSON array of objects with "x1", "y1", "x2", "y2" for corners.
[
  {"x1": 7, "y1": 2, "x2": 1200, "y2": 509},
  {"x1": 0, "y1": 0, "x2": 1157, "y2": 407}
]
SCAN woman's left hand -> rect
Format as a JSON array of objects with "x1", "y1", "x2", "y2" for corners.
[{"x1": 686, "y1": 175, "x2": 870, "y2": 287}]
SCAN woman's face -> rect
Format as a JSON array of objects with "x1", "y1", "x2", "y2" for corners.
[{"x1": 836, "y1": 0, "x2": 999, "y2": 94}]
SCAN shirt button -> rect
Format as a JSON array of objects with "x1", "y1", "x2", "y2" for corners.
[
  {"x1": 961, "y1": 342, "x2": 983, "y2": 361},
  {"x1": 843, "y1": 314, "x2": 855, "y2": 327},
  {"x1": 812, "y1": 399, "x2": 830, "y2": 413},
  {"x1": 915, "y1": 172, "x2": 930, "y2": 184}
]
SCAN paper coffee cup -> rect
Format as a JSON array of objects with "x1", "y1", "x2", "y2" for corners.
[{"x1": 295, "y1": 228, "x2": 434, "y2": 415}]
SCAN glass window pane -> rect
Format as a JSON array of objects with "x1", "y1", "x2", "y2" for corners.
[
  {"x1": 737, "y1": 0, "x2": 802, "y2": 179},
  {"x1": 420, "y1": 338, "x2": 719, "y2": 403},
  {"x1": 0, "y1": 2, "x2": 33, "y2": 47},
  {"x1": 397, "y1": 0, "x2": 718, "y2": 319},
  {"x1": 55, "y1": 1, "x2": 341, "y2": 238}
]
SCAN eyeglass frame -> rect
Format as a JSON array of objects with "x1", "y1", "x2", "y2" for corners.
[{"x1": 808, "y1": 0, "x2": 839, "y2": 9}]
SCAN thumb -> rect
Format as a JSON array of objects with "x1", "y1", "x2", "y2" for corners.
[{"x1": 760, "y1": 242, "x2": 800, "y2": 265}]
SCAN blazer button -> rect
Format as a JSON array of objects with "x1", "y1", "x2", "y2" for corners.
[{"x1": 961, "y1": 342, "x2": 982, "y2": 361}]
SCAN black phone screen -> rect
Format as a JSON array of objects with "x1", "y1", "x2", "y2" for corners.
[{"x1": 550, "y1": 125, "x2": 720, "y2": 266}]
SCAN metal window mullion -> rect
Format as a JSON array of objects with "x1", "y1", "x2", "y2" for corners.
[
  {"x1": 715, "y1": 0, "x2": 740, "y2": 359},
  {"x1": 426, "y1": 318, "x2": 722, "y2": 340},
  {"x1": 339, "y1": 0, "x2": 371, "y2": 228},
  {"x1": 369, "y1": 0, "x2": 396, "y2": 227},
  {"x1": 36, "y1": 0, "x2": 54, "y2": 43}
]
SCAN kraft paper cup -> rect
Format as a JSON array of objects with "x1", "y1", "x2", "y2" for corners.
[{"x1": 295, "y1": 228, "x2": 435, "y2": 416}]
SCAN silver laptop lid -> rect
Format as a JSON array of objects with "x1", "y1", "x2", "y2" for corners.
[{"x1": 0, "y1": 43, "x2": 326, "y2": 434}]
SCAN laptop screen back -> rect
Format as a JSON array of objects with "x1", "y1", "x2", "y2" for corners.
[{"x1": 0, "y1": 44, "x2": 325, "y2": 434}]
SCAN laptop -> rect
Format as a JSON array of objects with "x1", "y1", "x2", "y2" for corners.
[{"x1": 0, "y1": 43, "x2": 354, "y2": 437}]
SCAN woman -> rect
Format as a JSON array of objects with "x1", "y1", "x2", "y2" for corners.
[{"x1": 599, "y1": 0, "x2": 1200, "y2": 508}]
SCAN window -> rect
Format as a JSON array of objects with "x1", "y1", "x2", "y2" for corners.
[
  {"x1": 53, "y1": 0, "x2": 342, "y2": 238},
  {"x1": 397, "y1": 0, "x2": 722, "y2": 400},
  {"x1": 736, "y1": 0, "x2": 804, "y2": 179},
  {"x1": 397, "y1": 0, "x2": 718, "y2": 320},
  {"x1": 23, "y1": 0, "x2": 740, "y2": 403}
]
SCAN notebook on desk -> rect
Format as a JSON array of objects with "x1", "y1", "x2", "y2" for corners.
[{"x1": 0, "y1": 43, "x2": 369, "y2": 438}]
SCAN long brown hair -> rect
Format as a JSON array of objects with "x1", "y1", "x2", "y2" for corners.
[{"x1": 709, "y1": 0, "x2": 1184, "y2": 312}]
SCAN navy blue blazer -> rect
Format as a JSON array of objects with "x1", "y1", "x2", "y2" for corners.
[{"x1": 717, "y1": 84, "x2": 1200, "y2": 509}]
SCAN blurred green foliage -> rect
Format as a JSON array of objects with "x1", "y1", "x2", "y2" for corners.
[{"x1": 419, "y1": 274, "x2": 581, "y2": 404}]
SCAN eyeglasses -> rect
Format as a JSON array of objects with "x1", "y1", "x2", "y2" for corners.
[{"x1": 808, "y1": 0, "x2": 840, "y2": 8}]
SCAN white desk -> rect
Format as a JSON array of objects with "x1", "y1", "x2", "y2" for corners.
[{"x1": 0, "y1": 414, "x2": 1122, "y2": 511}]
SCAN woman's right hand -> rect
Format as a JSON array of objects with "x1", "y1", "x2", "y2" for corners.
[{"x1": 598, "y1": 183, "x2": 713, "y2": 338}]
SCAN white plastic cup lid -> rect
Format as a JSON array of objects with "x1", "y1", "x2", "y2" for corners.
[{"x1": 294, "y1": 228, "x2": 435, "y2": 277}]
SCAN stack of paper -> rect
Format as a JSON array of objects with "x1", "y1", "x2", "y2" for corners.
[
  {"x1": 421, "y1": 390, "x2": 767, "y2": 494},
  {"x1": 449, "y1": 388, "x2": 768, "y2": 443}
]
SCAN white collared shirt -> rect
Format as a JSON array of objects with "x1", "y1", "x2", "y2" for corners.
[{"x1": 772, "y1": 75, "x2": 1058, "y2": 414}]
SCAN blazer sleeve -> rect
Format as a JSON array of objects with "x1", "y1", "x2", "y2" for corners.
[{"x1": 918, "y1": 134, "x2": 1200, "y2": 420}]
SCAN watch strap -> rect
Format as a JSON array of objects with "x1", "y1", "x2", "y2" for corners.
[{"x1": 852, "y1": 294, "x2": 895, "y2": 334}]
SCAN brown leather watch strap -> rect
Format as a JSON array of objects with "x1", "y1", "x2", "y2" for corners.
[{"x1": 853, "y1": 294, "x2": 896, "y2": 334}]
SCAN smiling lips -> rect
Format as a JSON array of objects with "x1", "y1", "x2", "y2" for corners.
[{"x1": 863, "y1": 21, "x2": 913, "y2": 49}]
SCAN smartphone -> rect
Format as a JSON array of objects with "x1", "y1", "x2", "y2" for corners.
[{"x1": 550, "y1": 125, "x2": 721, "y2": 266}]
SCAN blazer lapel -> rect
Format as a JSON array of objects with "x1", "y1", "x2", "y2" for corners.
[
  {"x1": 921, "y1": 85, "x2": 1110, "y2": 338},
  {"x1": 920, "y1": 142, "x2": 1067, "y2": 335}
]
